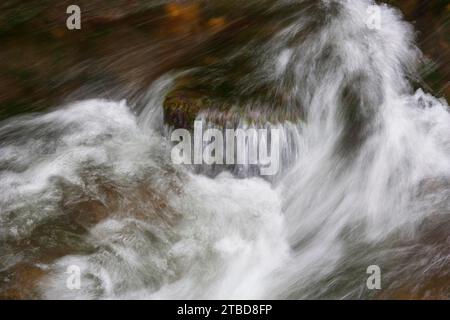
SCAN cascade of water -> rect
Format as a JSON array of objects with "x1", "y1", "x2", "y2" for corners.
[{"x1": 0, "y1": 0, "x2": 448, "y2": 299}]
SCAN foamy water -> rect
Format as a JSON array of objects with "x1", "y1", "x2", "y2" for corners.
[{"x1": 0, "y1": 0, "x2": 449, "y2": 299}]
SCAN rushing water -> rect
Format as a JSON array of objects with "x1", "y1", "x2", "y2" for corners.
[{"x1": 1, "y1": 0, "x2": 449, "y2": 299}]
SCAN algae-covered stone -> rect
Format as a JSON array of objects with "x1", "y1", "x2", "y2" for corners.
[{"x1": 164, "y1": 89, "x2": 212, "y2": 129}]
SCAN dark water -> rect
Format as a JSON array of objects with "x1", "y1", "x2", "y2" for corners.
[{"x1": 0, "y1": 0, "x2": 449, "y2": 299}]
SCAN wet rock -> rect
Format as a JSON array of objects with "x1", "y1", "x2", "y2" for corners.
[
  {"x1": 164, "y1": 89, "x2": 211, "y2": 129},
  {"x1": 163, "y1": 79, "x2": 302, "y2": 129},
  {"x1": 207, "y1": 17, "x2": 227, "y2": 33},
  {"x1": 0, "y1": 263, "x2": 46, "y2": 299},
  {"x1": 377, "y1": 256, "x2": 450, "y2": 300},
  {"x1": 165, "y1": 2, "x2": 201, "y2": 35}
]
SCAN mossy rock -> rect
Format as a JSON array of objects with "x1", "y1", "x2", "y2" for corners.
[
  {"x1": 163, "y1": 86, "x2": 303, "y2": 130},
  {"x1": 164, "y1": 90, "x2": 211, "y2": 129}
]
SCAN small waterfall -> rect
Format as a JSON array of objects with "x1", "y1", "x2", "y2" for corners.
[
  {"x1": 164, "y1": 117, "x2": 303, "y2": 181},
  {"x1": 0, "y1": 0, "x2": 449, "y2": 299}
]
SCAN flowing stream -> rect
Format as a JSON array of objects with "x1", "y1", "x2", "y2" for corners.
[{"x1": 0, "y1": 0, "x2": 449, "y2": 299}]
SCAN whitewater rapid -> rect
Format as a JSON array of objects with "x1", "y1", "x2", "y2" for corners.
[{"x1": 0, "y1": 0, "x2": 449, "y2": 299}]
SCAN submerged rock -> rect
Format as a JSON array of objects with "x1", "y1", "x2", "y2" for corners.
[
  {"x1": 163, "y1": 87, "x2": 302, "y2": 129},
  {"x1": 0, "y1": 263, "x2": 46, "y2": 299},
  {"x1": 164, "y1": 89, "x2": 212, "y2": 130}
]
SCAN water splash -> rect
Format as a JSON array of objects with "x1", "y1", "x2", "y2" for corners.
[{"x1": 0, "y1": 0, "x2": 449, "y2": 299}]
